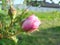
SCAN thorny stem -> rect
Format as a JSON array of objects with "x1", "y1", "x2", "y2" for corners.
[{"x1": 6, "y1": 6, "x2": 30, "y2": 38}]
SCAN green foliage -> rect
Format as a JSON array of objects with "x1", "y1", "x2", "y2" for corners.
[
  {"x1": 0, "y1": 38, "x2": 15, "y2": 45},
  {"x1": 0, "y1": 9, "x2": 60, "y2": 45}
]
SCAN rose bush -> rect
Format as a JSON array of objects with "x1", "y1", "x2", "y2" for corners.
[{"x1": 0, "y1": 4, "x2": 41, "y2": 44}]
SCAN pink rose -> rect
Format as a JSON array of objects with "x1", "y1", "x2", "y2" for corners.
[{"x1": 22, "y1": 14, "x2": 41, "y2": 32}]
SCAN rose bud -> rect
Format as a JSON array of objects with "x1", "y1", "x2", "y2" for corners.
[
  {"x1": 8, "y1": 5, "x2": 17, "y2": 20},
  {"x1": 22, "y1": 14, "x2": 41, "y2": 32}
]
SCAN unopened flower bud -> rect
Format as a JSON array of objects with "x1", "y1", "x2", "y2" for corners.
[
  {"x1": 22, "y1": 14, "x2": 41, "y2": 32},
  {"x1": 8, "y1": 5, "x2": 17, "y2": 20}
]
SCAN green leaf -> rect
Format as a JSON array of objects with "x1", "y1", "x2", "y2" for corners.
[{"x1": 0, "y1": 38, "x2": 15, "y2": 45}]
